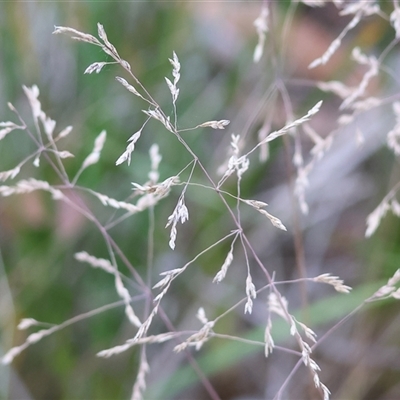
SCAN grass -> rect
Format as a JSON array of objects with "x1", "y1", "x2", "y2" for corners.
[{"x1": 1, "y1": 2, "x2": 400, "y2": 400}]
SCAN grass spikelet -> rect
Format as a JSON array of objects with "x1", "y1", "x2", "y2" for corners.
[
  {"x1": 116, "y1": 128, "x2": 143, "y2": 166},
  {"x1": 244, "y1": 274, "x2": 257, "y2": 314},
  {"x1": 313, "y1": 273, "x2": 352, "y2": 293},
  {"x1": 53, "y1": 25, "x2": 101, "y2": 45},
  {"x1": 0, "y1": 121, "x2": 22, "y2": 141},
  {"x1": 165, "y1": 196, "x2": 189, "y2": 250},
  {"x1": 253, "y1": 5, "x2": 269, "y2": 63},
  {"x1": 213, "y1": 236, "x2": 237, "y2": 283},
  {"x1": 0, "y1": 166, "x2": 21, "y2": 182},
  {"x1": 74, "y1": 251, "x2": 116, "y2": 274}
]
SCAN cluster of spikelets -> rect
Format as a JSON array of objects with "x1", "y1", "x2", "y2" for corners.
[{"x1": 2, "y1": 1, "x2": 400, "y2": 399}]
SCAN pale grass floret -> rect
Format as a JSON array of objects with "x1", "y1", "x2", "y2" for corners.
[
  {"x1": 55, "y1": 24, "x2": 133, "y2": 84},
  {"x1": 54, "y1": 150, "x2": 74, "y2": 159},
  {"x1": 168, "y1": 52, "x2": 180, "y2": 84},
  {"x1": 97, "y1": 22, "x2": 119, "y2": 58},
  {"x1": 2, "y1": 325, "x2": 60, "y2": 365},
  {"x1": 257, "y1": 124, "x2": 270, "y2": 162},
  {"x1": 21, "y1": 84, "x2": 59, "y2": 142},
  {"x1": 98, "y1": 270, "x2": 179, "y2": 358},
  {"x1": 233, "y1": 155, "x2": 250, "y2": 179},
  {"x1": 56, "y1": 125, "x2": 73, "y2": 140},
  {"x1": 388, "y1": 269, "x2": 400, "y2": 287},
  {"x1": 268, "y1": 291, "x2": 329, "y2": 396},
  {"x1": 294, "y1": 323, "x2": 329, "y2": 399},
  {"x1": 213, "y1": 239, "x2": 236, "y2": 283},
  {"x1": 257, "y1": 101, "x2": 322, "y2": 145},
  {"x1": 338, "y1": 113, "x2": 354, "y2": 126},
  {"x1": 293, "y1": 144, "x2": 303, "y2": 170},
  {"x1": 114, "y1": 272, "x2": 142, "y2": 327},
  {"x1": 303, "y1": 0, "x2": 343, "y2": 5},
  {"x1": 114, "y1": 268, "x2": 184, "y2": 349},
  {"x1": 253, "y1": 4, "x2": 269, "y2": 63},
  {"x1": 365, "y1": 192, "x2": 394, "y2": 237},
  {"x1": 142, "y1": 108, "x2": 174, "y2": 132},
  {"x1": 366, "y1": 105, "x2": 400, "y2": 236},
  {"x1": 22, "y1": 85, "x2": 41, "y2": 121},
  {"x1": 0, "y1": 178, "x2": 64, "y2": 200},
  {"x1": 318, "y1": 81, "x2": 381, "y2": 120},
  {"x1": 72, "y1": 130, "x2": 106, "y2": 185},
  {"x1": 294, "y1": 317, "x2": 317, "y2": 343},
  {"x1": 219, "y1": 102, "x2": 322, "y2": 189},
  {"x1": 365, "y1": 200, "x2": 388, "y2": 237},
  {"x1": 219, "y1": 134, "x2": 250, "y2": 184},
  {"x1": 317, "y1": 80, "x2": 354, "y2": 99},
  {"x1": 350, "y1": 97, "x2": 381, "y2": 112},
  {"x1": 53, "y1": 25, "x2": 101, "y2": 46},
  {"x1": 369, "y1": 284, "x2": 396, "y2": 300},
  {"x1": 197, "y1": 120, "x2": 230, "y2": 129},
  {"x1": 387, "y1": 102, "x2": 400, "y2": 157},
  {"x1": 258, "y1": 208, "x2": 287, "y2": 231},
  {"x1": 17, "y1": 318, "x2": 40, "y2": 330},
  {"x1": 97, "y1": 342, "x2": 134, "y2": 359},
  {"x1": 75, "y1": 251, "x2": 116, "y2": 274},
  {"x1": 243, "y1": 199, "x2": 268, "y2": 209},
  {"x1": 92, "y1": 145, "x2": 171, "y2": 213},
  {"x1": 196, "y1": 307, "x2": 208, "y2": 325},
  {"x1": 75, "y1": 252, "x2": 141, "y2": 327},
  {"x1": 80, "y1": 130, "x2": 106, "y2": 171},
  {"x1": 33, "y1": 155, "x2": 41, "y2": 167},
  {"x1": 91, "y1": 190, "x2": 141, "y2": 213},
  {"x1": 174, "y1": 320, "x2": 215, "y2": 352},
  {"x1": 303, "y1": 123, "x2": 333, "y2": 161},
  {"x1": 148, "y1": 143, "x2": 161, "y2": 183},
  {"x1": 340, "y1": 1, "x2": 381, "y2": 17},
  {"x1": 292, "y1": 124, "x2": 333, "y2": 215},
  {"x1": 40, "y1": 112, "x2": 56, "y2": 140},
  {"x1": 101, "y1": 304, "x2": 182, "y2": 357},
  {"x1": 131, "y1": 353, "x2": 150, "y2": 400},
  {"x1": 220, "y1": 133, "x2": 240, "y2": 180},
  {"x1": 390, "y1": 4, "x2": 400, "y2": 38},
  {"x1": 165, "y1": 196, "x2": 189, "y2": 250},
  {"x1": 135, "y1": 192, "x2": 162, "y2": 212},
  {"x1": 115, "y1": 76, "x2": 146, "y2": 101},
  {"x1": 153, "y1": 268, "x2": 185, "y2": 291},
  {"x1": 368, "y1": 268, "x2": 400, "y2": 301},
  {"x1": 309, "y1": 37, "x2": 344, "y2": 69},
  {"x1": 264, "y1": 315, "x2": 274, "y2": 357},
  {"x1": 340, "y1": 48, "x2": 379, "y2": 110},
  {"x1": 244, "y1": 274, "x2": 257, "y2": 314},
  {"x1": 313, "y1": 273, "x2": 352, "y2": 293},
  {"x1": 0, "y1": 166, "x2": 21, "y2": 182},
  {"x1": 84, "y1": 62, "x2": 109, "y2": 74},
  {"x1": 132, "y1": 175, "x2": 180, "y2": 197},
  {"x1": 103, "y1": 232, "x2": 240, "y2": 357},
  {"x1": 308, "y1": 2, "x2": 373, "y2": 70},
  {"x1": 115, "y1": 128, "x2": 143, "y2": 166},
  {"x1": 392, "y1": 288, "x2": 400, "y2": 299},
  {"x1": 117, "y1": 332, "x2": 178, "y2": 346},
  {"x1": 301, "y1": 0, "x2": 329, "y2": 6},
  {"x1": 165, "y1": 51, "x2": 180, "y2": 106},
  {"x1": 242, "y1": 199, "x2": 283, "y2": 229},
  {"x1": 0, "y1": 121, "x2": 22, "y2": 141},
  {"x1": 268, "y1": 292, "x2": 290, "y2": 322},
  {"x1": 116, "y1": 76, "x2": 140, "y2": 95}
]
